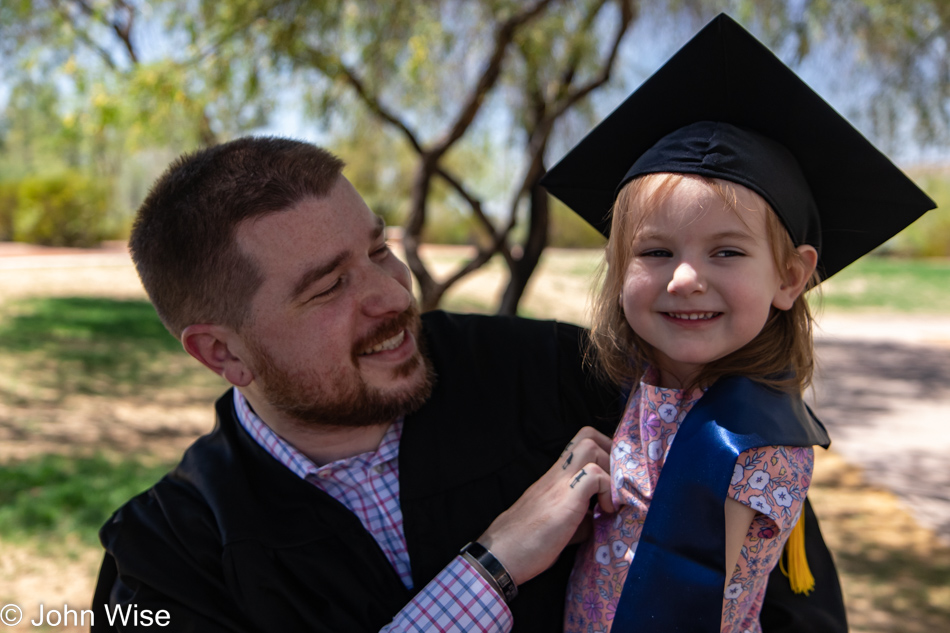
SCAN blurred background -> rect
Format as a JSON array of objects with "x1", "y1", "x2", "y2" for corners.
[{"x1": 0, "y1": 1, "x2": 948, "y2": 631}]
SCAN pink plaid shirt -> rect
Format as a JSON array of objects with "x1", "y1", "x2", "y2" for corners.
[{"x1": 234, "y1": 389, "x2": 513, "y2": 632}]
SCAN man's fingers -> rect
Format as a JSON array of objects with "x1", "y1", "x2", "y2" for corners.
[
  {"x1": 558, "y1": 435, "x2": 610, "y2": 476},
  {"x1": 478, "y1": 453, "x2": 613, "y2": 585},
  {"x1": 567, "y1": 463, "x2": 614, "y2": 514},
  {"x1": 569, "y1": 426, "x2": 612, "y2": 453},
  {"x1": 569, "y1": 462, "x2": 612, "y2": 511},
  {"x1": 586, "y1": 429, "x2": 613, "y2": 453},
  {"x1": 590, "y1": 443, "x2": 610, "y2": 473}
]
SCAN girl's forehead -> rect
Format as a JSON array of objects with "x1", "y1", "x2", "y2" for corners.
[{"x1": 625, "y1": 174, "x2": 768, "y2": 231}]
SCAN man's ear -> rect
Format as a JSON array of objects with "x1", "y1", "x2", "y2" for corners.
[
  {"x1": 181, "y1": 324, "x2": 254, "y2": 387},
  {"x1": 772, "y1": 245, "x2": 819, "y2": 311}
]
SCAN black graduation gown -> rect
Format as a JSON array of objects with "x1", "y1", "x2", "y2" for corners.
[
  {"x1": 92, "y1": 312, "x2": 620, "y2": 632},
  {"x1": 92, "y1": 311, "x2": 845, "y2": 632}
]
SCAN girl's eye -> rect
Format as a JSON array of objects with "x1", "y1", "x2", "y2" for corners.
[
  {"x1": 715, "y1": 249, "x2": 744, "y2": 257},
  {"x1": 641, "y1": 249, "x2": 672, "y2": 258}
]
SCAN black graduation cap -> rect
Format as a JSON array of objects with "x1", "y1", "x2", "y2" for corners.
[{"x1": 540, "y1": 13, "x2": 936, "y2": 279}]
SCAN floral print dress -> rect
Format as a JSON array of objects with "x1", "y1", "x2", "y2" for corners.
[{"x1": 564, "y1": 380, "x2": 814, "y2": 633}]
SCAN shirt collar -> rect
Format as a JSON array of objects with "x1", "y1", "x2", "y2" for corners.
[{"x1": 232, "y1": 389, "x2": 403, "y2": 481}]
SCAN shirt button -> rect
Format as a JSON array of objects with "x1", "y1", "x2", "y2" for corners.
[{"x1": 374, "y1": 464, "x2": 385, "y2": 474}]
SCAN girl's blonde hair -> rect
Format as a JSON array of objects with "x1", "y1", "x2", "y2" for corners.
[{"x1": 588, "y1": 173, "x2": 821, "y2": 395}]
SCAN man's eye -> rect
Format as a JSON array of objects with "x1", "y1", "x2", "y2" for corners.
[
  {"x1": 310, "y1": 278, "x2": 342, "y2": 301},
  {"x1": 372, "y1": 243, "x2": 392, "y2": 257}
]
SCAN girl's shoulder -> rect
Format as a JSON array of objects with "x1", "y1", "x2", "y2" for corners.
[
  {"x1": 694, "y1": 376, "x2": 830, "y2": 449},
  {"x1": 729, "y1": 444, "x2": 815, "y2": 531}
]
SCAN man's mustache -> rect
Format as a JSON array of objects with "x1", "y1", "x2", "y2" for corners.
[{"x1": 352, "y1": 304, "x2": 420, "y2": 360}]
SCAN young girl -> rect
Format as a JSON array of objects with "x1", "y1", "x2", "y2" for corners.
[
  {"x1": 565, "y1": 163, "x2": 820, "y2": 633},
  {"x1": 541, "y1": 14, "x2": 934, "y2": 633}
]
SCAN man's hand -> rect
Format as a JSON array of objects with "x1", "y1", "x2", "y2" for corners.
[{"x1": 477, "y1": 426, "x2": 614, "y2": 586}]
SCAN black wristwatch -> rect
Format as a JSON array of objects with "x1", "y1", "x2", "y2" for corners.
[{"x1": 459, "y1": 541, "x2": 519, "y2": 604}]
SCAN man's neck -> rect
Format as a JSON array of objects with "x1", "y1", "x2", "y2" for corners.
[{"x1": 240, "y1": 389, "x2": 392, "y2": 466}]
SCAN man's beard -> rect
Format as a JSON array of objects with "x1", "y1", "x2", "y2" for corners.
[{"x1": 249, "y1": 305, "x2": 435, "y2": 428}]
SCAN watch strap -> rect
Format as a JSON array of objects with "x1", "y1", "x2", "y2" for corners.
[{"x1": 460, "y1": 541, "x2": 518, "y2": 604}]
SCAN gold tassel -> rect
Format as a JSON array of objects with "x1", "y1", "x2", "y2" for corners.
[{"x1": 779, "y1": 514, "x2": 815, "y2": 595}]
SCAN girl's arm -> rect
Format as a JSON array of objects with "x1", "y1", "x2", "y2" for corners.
[{"x1": 724, "y1": 498, "x2": 756, "y2": 583}]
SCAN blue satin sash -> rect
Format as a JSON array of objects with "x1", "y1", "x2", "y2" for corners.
[{"x1": 611, "y1": 376, "x2": 830, "y2": 631}]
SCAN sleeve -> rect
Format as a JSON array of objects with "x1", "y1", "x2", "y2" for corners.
[
  {"x1": 95, "y1": 506, "x2": 513, "y2": 633},
  {"x1": 729, "y1": 445, "x2": 814, "y2": 537},
  {"x1": 381, "y1": 557, "x2": 512, "y2": 633},
  {"x1": 93, "y1": 555, "x2": 256, "y2": 633},
  {"x1": 93, "y1": 488, "x2": 263, "y2": 633},
  {"x1": 722, "y1": 446, "x2": 814, "y2": 630}
]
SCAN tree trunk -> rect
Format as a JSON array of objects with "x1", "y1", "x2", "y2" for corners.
[
  {"x1": 403, "y1": 156, "x2": 443, "y2": 311},
  {"x1": 498, "y1": 179, "x2": 549, "y2": 315}
]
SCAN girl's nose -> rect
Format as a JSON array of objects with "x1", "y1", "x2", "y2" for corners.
[{"x1": 667, "y1": 262, "x2": 705, "y2": 295}]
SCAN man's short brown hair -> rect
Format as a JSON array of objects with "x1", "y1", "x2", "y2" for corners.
[{"x1": 130, "y1": 137, "x2": 345, "y2": 338}]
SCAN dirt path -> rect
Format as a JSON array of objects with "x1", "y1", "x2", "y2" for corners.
[{"x1": 812, "y1": 315, "x2": 950, "y2": 544}]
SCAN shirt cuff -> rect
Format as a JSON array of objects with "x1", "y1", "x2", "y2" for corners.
[{"x1": 381, "y1": 555, "x2": 513, "y2": 633}]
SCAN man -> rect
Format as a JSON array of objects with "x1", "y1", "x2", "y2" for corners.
[{"x1": 93, "y1": 136, "x2": 844, "y2": 632}]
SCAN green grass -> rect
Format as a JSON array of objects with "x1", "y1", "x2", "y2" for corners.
[
  {"x1": 815, "y1": 256, "x2": 950, "y2": 313},
  {"x1": 0, "y1": 298, "x2": 214, "y2": 555},
  {"x1": 0, "y1": 297, "x2": 221, "y2": 397},
  {"x1": 0, "y1": 453, "x2": 174, "y2": 547},
  {"x1": 0, "y1": 296, "x2": 180, "y2": 356}
]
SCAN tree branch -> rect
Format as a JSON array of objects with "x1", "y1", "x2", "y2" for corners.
[
  {"x1": 437, "y1": 245, "x2": 499, "y2": 289},
  {"x1": 64, "y1": 0, "x2": 139, "y2": 65},
  {"x1": 431, "y1": 0, "x2": 555, "y2": 158},
  {"x1": 504, "y1": 0, "x2": 631, "y2": 228},
  {"x1": 51, "y1": 0, "x2": 118, "y2": 70},
  {"x1": 434, "y1": 166, "x2": 515, "y2": 266},
  {"x1": 296, "y1": 46, "x2": 426, "y2": 155},
  {"x1": 549, "y1": 0, "x2": 634, "y2": 121},
  {"x1": 108, "y1": 0, "x2": 138, "y2": 63}
]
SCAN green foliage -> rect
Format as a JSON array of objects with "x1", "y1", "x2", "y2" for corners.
[
  {"x1": 0, "y1": 180, "x2": 17, "y2": 241},
  {"x1": 420, "y1": 207, "x2": 487, "y2": 245},
  {"x1": 335, "y1": 122, "x2": 414, "y2": 226},
  {"x1": 0, "y1": 453, "x2": 173, "y2": 545},
  {"x1": 889, "y1": 172, "x2": 950, "y2": 257},
  {"x1": 409, "y1": 199, "x2": 606, "y2": 248},
  {"x1": 8, "y1": 171, "x2": 119, "y2": 246},
  {"x1": 548, "y1": 200, "x2": 607, "y2": 249},
  {"x1": 816, "y1": 256, "x2": 950, "y2": 313}
]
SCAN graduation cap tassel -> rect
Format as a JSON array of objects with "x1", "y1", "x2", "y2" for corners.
[{"x1": 780, "y1": 514, "x2": 815, "y2": 594}]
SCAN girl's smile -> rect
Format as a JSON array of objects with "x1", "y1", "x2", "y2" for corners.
[{"x1": 620, "y1": 176, "x2": 799, "y2": 389}]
